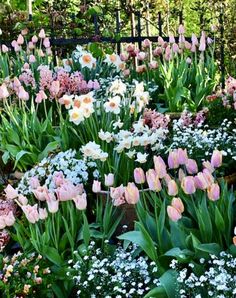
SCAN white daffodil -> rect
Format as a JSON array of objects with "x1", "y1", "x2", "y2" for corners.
[
  {"x1": 59, "y1": 94, "x2": 74, "y2": 109},
  {"x1": 69, "y1": 107, "x2": 84, "y2": 125},
  {"x1": 109, "y1": 79, "x2": 127, "y2": 96},
  {"x1": 104, "y1": 96, "x2": 121, "y2": 114},
  {"x1": 79, "y1": 52, "x2": 96, "y2": 69},
  {"x1": 136, "y1": 152, "x2": 148, "y2": 163}
]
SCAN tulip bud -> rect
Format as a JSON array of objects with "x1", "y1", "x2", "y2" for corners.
[
  {"x1": 39, "y1": 29, "x2": 46, "y2": 39},
  {"x1": 168, "y1": 151, "x2": 179, "y2": 169},
  {"x1": 0, "y1": 83, "x2": 10, "y2": 99},
  {"x1": 29, "y1": 54, "x2": 36, "y2": 63},
  {"x1": 153, "y1": 156, "x2": 167, "y2": 178},
  {"x1": 46, "y1": 193, "x2": 59, "y2": 213},
  {"x1": 207, "y1": 183, "x2": 220, "y2": 201},
  {"x1": 18, "y1": 86, "x2": 29, "y2": 101},
  {"x1": 178, "y1": 24, "x2": 185, "y2": 35},
  {"x1": 146, "y1": 169, "x2": 162, "y2": 192},
  {"x1": 5, "y1": 185, "x2": 18, "y2": 200},
  {"x1": 104, "y1": 173, "x2": 114, "y2": 187},
  {"x1": 17, "y1": 34, "x2": 24, "y2": 45},
  {"x1": 167, "y1": 180, "x2": 178, "y2": 196},
  {"x1": 1, "y1": 44, "x2": 8, "y2": 53},
  {"x1": 134, "y1": 168, "x2": 145, "y2": 184},
  {"x1": 169, "y1": 33, "x2": 175, "y2": 43},
  {"x1": 73, "y1": 193, "x2": 87, "y2": 210},
  {"x1": 186, "y1": 159, "x2": 198, "y2": 174},
  {"x1": 181, "y1": 176, "x2": 196, "y2": 194},
  {"x1": 211, "y1": 150, "x2": 222, "y2": 168},
  {"x1": 39, "y1": 208, "x2": 48, "y2": 220},
  {"x1": 92, "y1": 180, "x2": 101, "y2": 193},
  {"x1": 32, "y1": 35, "x2": 38, "y2": 43},
  {"x1": 171, "y1": 197, "x2": 184, "y2": 213},
  {"x1": 177, "y1": 148, "x2": 188, "y2": 165},
  {"x1": 124, "y1": 182, "x2": 139, "y2": 204},
  {"x1": 167, "y1": 206, "x2": 182, "y2": 222}
]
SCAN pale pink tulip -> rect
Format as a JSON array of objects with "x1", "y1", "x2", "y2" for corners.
[
  {"x1": 178, "y1": 24, "x2": 185, "y2": 35},
  {"x1": 168, "y1": 151, "x2": 179, "y2": 169},
  {"x1": 203, "y1": 169, "x2": 214, "y2": 185},
  {"x1": 17, "y1": 34, "x2": 24, "y2": 45},
  {"x1": 29, "y1": 177, "x2": 40, "y2": 189},
  {"x1": 191, "y1": 33, "x2": 198, "y2": 46},
  {"x1": 92, "y1": 180, "x2": 101, "y2": 193},
  {"x1": 28, "y1": 41, "x2": 35, "y2": 50},
  {"x1": 178, "y1": 168, "x2": 185, "y2": 182},
  {"x1": 194, "y1": 172, "x2": 209, "y2": 190},
  {"x1": 154, "y1": 156, "x2": 167, "y2": 178},
  {"x1": 171, "y1": 197, "x2": 184, "y2": 213},
  {"x1": 0, "y1": 217, "x2": 6, "y2": 229},
  {"x1": 43, "y1": 37, "x2": 50, "y2": 48},
  {"x1": 33, "y1": 186, "x2": 48, "y2": 201},
  {"x1": 167, "y1": 180, "x2": 178, "y2": 196},
  {"x1": 123, "y1": 69, "x2": 130, "y2": 76},
  {"x1": 163, "y1": 174, "x2": 172, "y2": 185},
  {"x1": 1, "y1": 44, "x2": 8, "y2": 53},
  {"x1": 29, "y1": 54, "x2": 36, "y2": 63},
  {"x1": 5, "y1": 185, "x2": 18, "y2": 200},
  {"x1": 181, "y1": 176, "x2": 196, "y2": 194},
  {"x1": 149, "y1": 61, "x2": 158, "y2": 69},
  {"x1": 137, "y1": 51, "x2": 146, "y2": 60},
  {"x1": 134, "y1": 168, "x2": 145, "y2": 184},
  {"x1": 17, "y1": 194, "x2": 28, "y2": 205},
  {"x1": 202, "y1": 161, "x2": 214, "y2": 173},
  {"x1": 172, "y1": 43, "x2": 179, "y2": 53},
  {"x1": 146, "y1": 169, "x2": 162, "y2": 192},
  {"x1": 199, "y1": 31, "x2": 206, "y2": 52},
  {"x1": 53, "y1": 172, "x2": 65, "y2": 187},
  {"x1": 0, "y1": 83, "x2": 10, "y2": 99},
  {"x1": 46, "y1": 193, "x2": 59, "y2": 213},
  {"x1": 110, "y1": 185, "x2": 125, "y2": 200},
  {"x1": 186, "y1": 57, "x2": 192, "y2": 64},
  {"x1": 4, "y1": 211, "x2": 15, "y2": 226},
  {"x1": 18, "y1": 86, "x2": 29, "y2": 101},
  {"x1": 186, "y1": 159, "x2": 198, "y2": 174},
  {"x1": 124, "y1": 182, "x2": 139, "y2": 204},
  {"x1": 167, "y1": 206, "x2": 182, "y2": 222},
  {"x1": 158, "y1": 36, "x2": 164, "y2": 46},
  {"x1": 142, "y1": 38, "x2": 151, "y2": 48},
  {"x1": 22, "y1": 204, "x2": 40, "y2": 223},
  {"x1": 39, "y1": 208, "x2": 48, "y2": 220},
  {"x1": 39, "y1": 29, "x2": 46, "y2": 39},
  {"x1": 177, "y1": 148, "x2": 188, "y2": 165},
  {"x1": 56, "y1": 181, "x2": 82, "y2": 201},
  {"x1": 104, "y1": 173, "x2": 114, "y2": 187},
  {"x1": 32, "y1": 35, "x2": 38, "y2": 43},
  {"x1": 211, "y1": 150, "x2": 222, "y2": 168},
  {"x1": 153, "y1": 47, "x2": 162, "y2": 56},
  {"x1": 73, "y1": 193, "x2": 87, "y2": 210},
  {"x1": 184, "y1": 41, "x2": 192, "y2": 50},
  {"x1": 207, "y1": 183, "x2": 220, "y2": 201},
  {"x1": 169, "y1": 34, "x2": 175, "y2": 43}
]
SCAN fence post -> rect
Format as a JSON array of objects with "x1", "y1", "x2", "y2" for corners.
[
  {"x1": 179, "y1": 10, "x2": 183, "y2": 25},
  {"x1": 116, "y1": 8, "x2": 121, "y2": 54},
  {"x1": 27, "y1": 0, "x2": 32, "y2": 21},
  {"x1": 137, "y1": 11, "x2": 142, "y2": 50},
  {"x1": 158, "y1": 12, "x2": 162, "y2": 36},
  {"x1": 50, "y1": 14, "x2": 56, "y2": 65},
  {"x1": 219, "y1": 4, "x2": 225, "y2": 89}
]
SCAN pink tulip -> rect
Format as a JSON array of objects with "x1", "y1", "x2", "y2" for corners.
[
  {"x1": 154, "y1": 156, "x2": 167, "y2": 178},
  {"x1": 0, "y1": 83, "x2": 10, "y2": 99},
  {"x1": 29, "y1": 177, "x2": 40, "y2": 190},
  {"x1": 153, "y1": 47, "x2": 162, "y2": 57},
  {"x1": 167, "y1": 206, "x2": 182, "y2": 222},
  {"x1": 146, "y1": 169, "x2": 162, "y2": 192},
  {"x1": 137, "y1": 51, "x2": 146, "y2": 60},
  {"x1": 149, "y1": 61, "x2": 158, "y2": 69},
  {"x1": 178, "y1": 168, "x2": 185, "y2": 182},
  {"x1": 33, "y1": 186, "x2": 49, "y2": 201},
  {"x1": 4, "y1": 211, "x2": 15, "y2": 226},
  {"x1": 38, "y1": 49, "x2": 45, "y2": 57},
  {"x1": 39, "y1": 29, "x2": 46, "y2": 39},
  {"x1": 169, "y1": 34, "x2": 175, "y2": 43},
  {"x1": 17, "y1": 194, "x2": 28, "y2": 205},
  {"x1": 43, "y1": 37, "x2": 50, "y2": 48},
  {"x1": 165, "y1": 45, "x2": 172, "y2": 61},
  {"x1": 28, "y1": 41, "x2": 35, "y2": 50},
  {"x1": 17, "y1": 34, "x2": 24, "y2": 45},
  {"x1": 46, "y1": 193, "x2": 59, "y2": 213},
  {"x1": 202, "y1": 161, "x2": 214, "y2": 173},
  {"x1": 56, "y1": 181, "x2": 82, "y2": 201},
  {"x1": 32, "y1": 35, "x2": 38, "y2": 43},
  {"x1": 5, "y1": 185, "x2": 18, "y2": 200},
  {"x1": 1, "y1": 44, "x2": 8, "y2": 53},
  {"x1": 191, "y1": 33, "x2": 198, "y2": 46},
  {"x1": 22, "y1": 204, "x2": 40, "y2": 224},
  {"x1": 123, "y1": 69, "x2": 130, "y2": 76},
  {"x1": 39, "y1": 208, "x2": 48, "y2": 220},
  {"x1": 186, "y1": 57, "x2": 192, "y2": 64},
  {"x1": 21, "y1": 28, "x2": 28, "y2": 36},
  {"x1": 211, "y1": 150, "x2": 222, "y2": 168},
  {"x1": 13, "y1": 77, "x2": 21, "y2": 90},
  {"x1": 126, "y1": 43, "x2": 135, "y2": 52},
  {"x1": 194, "y1": 172, "x2": 209, "y2": 190},
  {"x1": 179, "y1": 34, "x2": 185, "y2": 44},
  {"x1": 142, "y1": 38, "x2": 151, "y2": 48},
  {"x1": 73, "y1": 193, "x2": 87, "y2": 210},
  {"x1": 172, "y1": 43, "x2": 179, "y2": 53},
  {"x1": 199, "y1": 31, "x2": 206, "y2": 52},
  {"x1": 120, "y1": 53, "x2": 129, "y2": 61},
  {"x1": 177, "y1": 148, "x2": 188, "y2": 165},
  {"x1": 191, "y1": 44, "x2": 196, "y2": 53},
  {"x1": 0, "y1": 217, "x2": 6, "y2": 229},
  {"x1": 181, "y1": 176, "x2": 196, "y2": 194},
  {"x1": 168, "y1": 151, "x2": 179, "y2": 169},
  {"x1": 29, "y1": 54, "x2": 36, "y2": 63},
  {"x1": 124, "y1": 182, "x2": 139, "y2": 204},
  {"x1": 178, "y1": 24, "x2": 185, "y2": 35},
  {"x1": 53, "y1": 172, "x2": 64, "y2": 187},
  {"x1": 186, "y1": 159, "x2": 198, "y2": 174},
  {"x1": 207, "y1": 183, "x2": 220, "y2": 201},
  {"x1": 163, "y1": 174, "x2": 172, "y2": 185},
  {"x1": 104, "y1": 173, "x2": 114, "y2": 187},
  {"x1": 158, "y1": 36, "x2": 164, "y2": 46},
  {"x1": 184, "y1": 41, "x2": 192, "y2": 50},
  {"x1": 167, "y1": 180, "x2": 178, "y2": 196},
  {"x1": 110, "y1": 185, "x2": 125, "y2": 200},
  {"x1": 134, "y1": 168, "x2": 145, "y2": 184},
  {"x1": 18, "y1": 86, "x2": 29, "y2": 101},
  {"x1": 203, "y1": 169, "x2": 214, "y2": 185},
  {"x1": 92, "y1": 180, "x2": 101, "y2": 193},
  {"x1": 171, "y1": 197, "x2": 184, "y2": 213}
]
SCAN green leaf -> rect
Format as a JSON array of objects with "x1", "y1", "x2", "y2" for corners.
[
  {"x1": 159, "y1": 270, "x2": 177, "y2": 298},
  {"x1": 38, "y1": 141, "x2": 59, "y2": 161},
  {"x1": 196, "y1": 243, "x2": 221, "y2": 255},
  {"x1": 14, "y1": 150, "x2": 32, "y2": 169},
  {"x1": 2, "y1": 151, "x2": 10, "y2": 164},
  {"x1": 42, "y1": 247, "x2": 64, "y2": 266},
  {"x1": 144, "y1": 286, "x2": 168, "y2": 298},
  {"x1": 82, "y1": 212, "x2": 90, "y2": 248}
]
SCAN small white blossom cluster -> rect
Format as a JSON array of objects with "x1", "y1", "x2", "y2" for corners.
[
  {"x1": 98, "y1": 118, "x2": 168, "y2": 164},
  {"x1": 169, "y1": 119, "x2": 236, "y2": 160},
  {"x1": 68, "y1": 242, "x2": 160, "y2": 297},
  {"x1": 80, "y1": 142, "x2": 108, "y2": 162},
  {"x1": 17, "y1": 150, "x2": 94, "y2": 195},
  {"x1": 172, "y1": 252, "x2": 236, "y2": 298}
]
